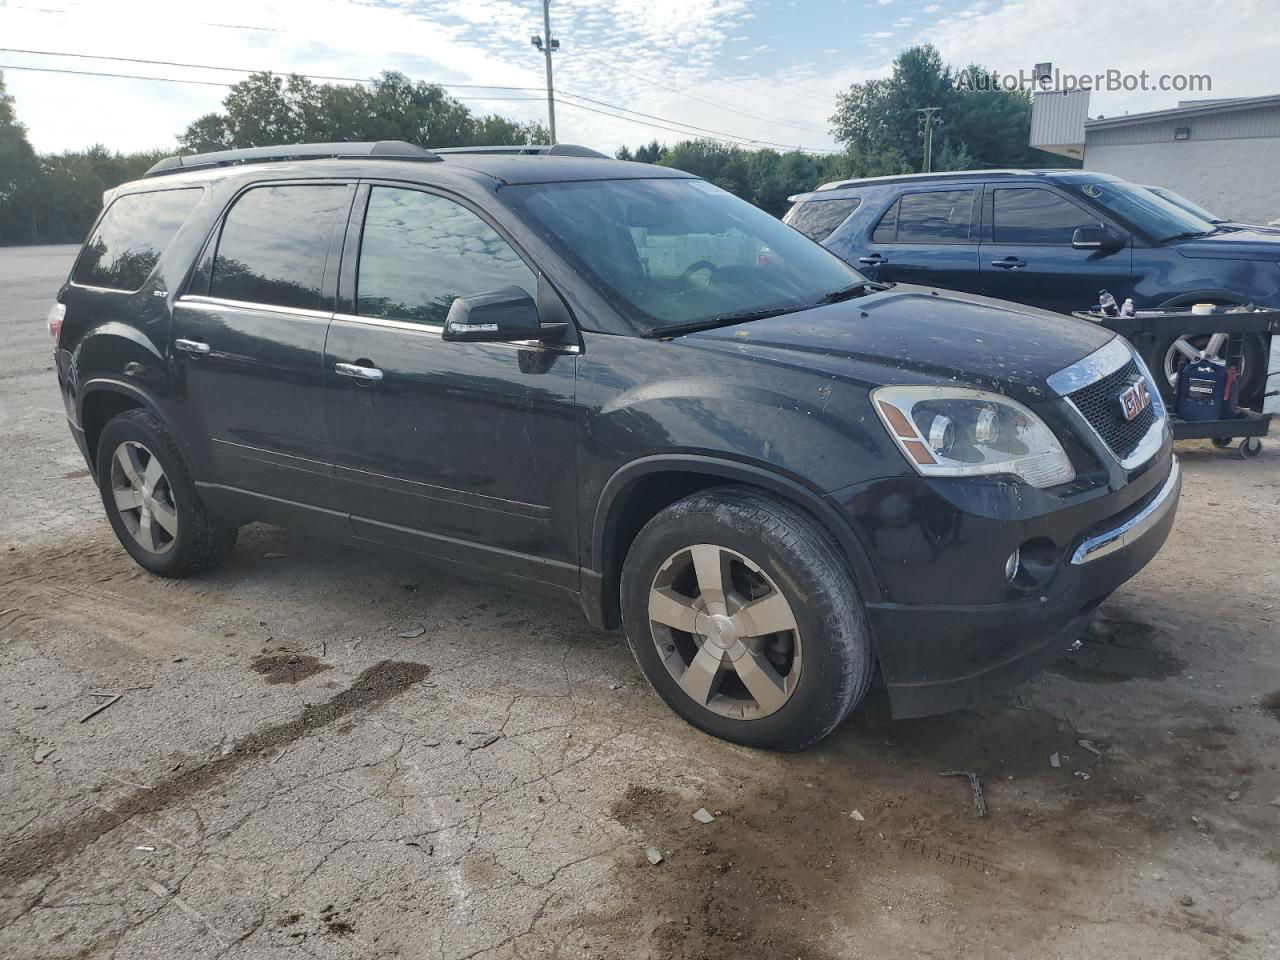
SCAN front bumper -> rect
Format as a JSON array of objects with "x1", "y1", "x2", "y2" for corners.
[{"x1": 863, "y1": 456, "x2": 1181, "y2": 718}]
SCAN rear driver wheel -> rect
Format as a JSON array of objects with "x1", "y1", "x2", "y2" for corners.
[
  {"x1": 96, "y1": 409, "x2": 238, "y2": 577},
  {"x1": 620, "y1": 486, "x2": 874, "y2": 751}
]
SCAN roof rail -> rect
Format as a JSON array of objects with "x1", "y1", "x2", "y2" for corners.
[
  {"x1": 144, "y1": 140, "x2": 440, "y2": 178},
  {"x1": 433, "y1": 143, "x2": 609, "y2": 159}
]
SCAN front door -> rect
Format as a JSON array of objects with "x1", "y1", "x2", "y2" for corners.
[
  {"x1": 322, "y1": 184, "x2": 579, "y2": 587},
  {"x1": 857, "y1": 188, "x2": 982, "y2": 295},
  {"x1": 978, "y1": 185, "x2": 1135, "y2": 314},
  {"x1": 171, "y1": 182, "x2": 353, "y2": 512}
]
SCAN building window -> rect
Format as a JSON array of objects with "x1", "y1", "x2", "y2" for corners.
[{"x1": 1174, "y1": 127, "x2": 1191, "y2": 140}]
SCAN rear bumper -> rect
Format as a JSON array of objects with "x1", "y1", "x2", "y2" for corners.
[{"x1": 867, "y1": 457, "x2": 1180, "y2": 718}]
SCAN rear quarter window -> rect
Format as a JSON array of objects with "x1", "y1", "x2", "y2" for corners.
[
  {"x1": 73, "y1": 188, "x2": 203, "y2": 292},
  {"x1": 784, "y1": 197, "x2": 861, "y2": 242}
]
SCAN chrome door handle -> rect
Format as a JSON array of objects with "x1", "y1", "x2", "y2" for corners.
[
  {"x1": 174, "y1": 338, "x2": 210, "y2": 354},
  {"x1": 858, "y1": 254, "x2": 887, "y2": 265},
  {"x1": 334, "y1": 362, "x2": 383, "y2": 381},
  {"x1": 991, "y1": 257, "x2": 1027, "y2": 269}
]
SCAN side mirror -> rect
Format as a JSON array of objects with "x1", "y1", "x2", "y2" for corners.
[
  {"x1": 1072, "y1": 225, "x2": 1127, "y2": 251},
  {"x1": 442, "y1": 286, "x2": 566, "y2": 343}
]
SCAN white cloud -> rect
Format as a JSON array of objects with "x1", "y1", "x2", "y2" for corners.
[{"x1": 920, "y1": 0, "x2": 1280, "y2": 117}]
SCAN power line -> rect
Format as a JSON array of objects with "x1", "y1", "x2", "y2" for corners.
[
  {"x1": 0, "y1": 63, "x2": 547, "y2": 101},
  {"x1": 3, "y1": 47, "x2": 830, "y2": 153},
  {"x1": 558, "y1": 90, "x2": 820, "y2": 152},
  {"x1": 571, "y1": 49, "x2": 829, "y2": 136},
  {"x1": 0, "y1": 47, "x2": 542, "y2": 91},
  {"x1": 555, "y1": 98, "x2": 836, "y2": 155}
]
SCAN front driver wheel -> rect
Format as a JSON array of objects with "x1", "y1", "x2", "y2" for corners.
[{"x1": 620, "y1": 486, "x2": 874, "y2": 751}]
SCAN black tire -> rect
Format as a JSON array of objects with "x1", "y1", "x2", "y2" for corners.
[
  {"x1": 1152, "y1": 329, "x2": 1267, "y2": 406},
  {"x1": 1211, "y1": 436, "x2": 1234, "y2": 449},
  {"x1": 1240, "y1": 437, "x2": 1263, "y2": 459},
  {"x1": 620, "y1": 485, "x2": 874, "y2": 751},
  {"x1": 95, "y1": 409, "x2": 238, "y2": 577}
]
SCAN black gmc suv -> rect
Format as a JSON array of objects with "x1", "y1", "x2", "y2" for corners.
[{"x1": 50, "y1": 141, "x2": 1181, "y2": 751}]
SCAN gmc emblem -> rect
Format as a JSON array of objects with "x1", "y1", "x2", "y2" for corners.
[{"x1": 1118, "y1": 378, "x2": 1152, "y2": 421}]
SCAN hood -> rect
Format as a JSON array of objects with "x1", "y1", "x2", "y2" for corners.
[
  {"x1": 684, "y1": 284, "x2": 1114, "y2": 403},
  {"x1": 1171, "y1": 227, "x2": 1280, "y2": 261}
]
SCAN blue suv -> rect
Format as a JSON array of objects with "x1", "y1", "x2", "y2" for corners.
[{"x1": 784, "y1": 170, "x2": 1276, "y2": 403}]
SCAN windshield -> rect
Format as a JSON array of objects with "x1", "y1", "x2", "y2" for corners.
[
  {"x1": 502, "y1": 177, "x2": 867, "y2": 334},
  {"x1": 1068, "y1": 179, "x2": 1216, "y2": 242},
  {"x1": 1146, "y1": 185, "x2": 1225, "y2": 223}
]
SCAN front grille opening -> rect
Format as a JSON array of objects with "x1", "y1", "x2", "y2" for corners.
[{"x1": 1068, "y1": 359, "x2": 1155, "y2": 461}]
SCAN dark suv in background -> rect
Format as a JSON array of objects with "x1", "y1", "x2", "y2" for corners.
[
  {"x1": 785, "y1": 170, "x2": 1277, "y2": 403},
  {"x1": 51, "y1": 141, "x2": 1179, "y2": 751}
]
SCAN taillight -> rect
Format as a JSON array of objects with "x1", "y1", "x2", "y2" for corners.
[{"x1": 47, "y1": 303, "x2": 66, "y2": 346}]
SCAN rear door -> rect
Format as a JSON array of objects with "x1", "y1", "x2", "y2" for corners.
[
  {"x1": 979, "y1": 184, "x2": 1135, "y2": 314},
  {"x1": 322, "y1": 183, "x2": 579, "y2": 587},
  {"x1": 856, "y1": 188, "x2": 982, "y2": 294},
  {"x1": 171, "y1": 181, "x2": 353, "y2": 513}
]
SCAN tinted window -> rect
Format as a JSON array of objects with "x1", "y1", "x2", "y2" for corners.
[
  {"x1": 210, "y1": 185, "x2": 349, "y2": 310},
  {"x1": 873, "y1": 190, "x2": 973, "y2": 243},
  {"x1": 356, "y1": 188, "x2": 537, "y2": 326},
  {"x1": 73, "y1": 188, "x2": 201, "y2": 291},
  {"x1": 1067, "y1": 180, "x2": 1212, "y2": 242},
  {"x1": 871, "y1": 200, "x2": 897, "y2": 243},
  {"x1": 784, "y1": 197, "x2": 860, "y2": 242},
  {"x1": 993, "y1": 188, "x2": 1102, "y2": 245}
]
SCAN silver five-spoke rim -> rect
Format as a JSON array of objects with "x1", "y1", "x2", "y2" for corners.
[
  {"x1": 1163, "y1": 332, "x2": 1242, "y2": 388},
  {"x1": 648, "y1": 543, "x2": 802, "y2": 720},
  {"x1": 109, "y1": 441, "x2": 178, "y2": 555}
]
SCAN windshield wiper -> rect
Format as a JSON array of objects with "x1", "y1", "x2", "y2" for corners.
[
  {"x1": 645, "y1": 306, "x2": 795, "y2": 339},
  {"x1": 815, "y1": 280, "x2": 892, "y2": 304},
  {"x1": 1158, "y1": 230, "x2": 1213, "y2": 243}
]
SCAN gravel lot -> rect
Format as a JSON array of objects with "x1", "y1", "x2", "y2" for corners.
[{"x1": 2, "y1": 244, "x2": 1278, "y2": 960}]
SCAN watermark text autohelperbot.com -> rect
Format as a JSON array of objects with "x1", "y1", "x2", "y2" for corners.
[{"x1": 956, "y1": 68, "x2": 1212, "y2": 94}]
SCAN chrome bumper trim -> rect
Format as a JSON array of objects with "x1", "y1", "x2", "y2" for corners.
[{"x1": 1071, "y1": 457, "x2": 1180, "y2": 565}]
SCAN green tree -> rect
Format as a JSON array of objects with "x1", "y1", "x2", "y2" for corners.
[
  {"x1": 0, "y1": 71, "x2": 43, "y2": 244},
  {"x1": 179, "y1": 71, "x2": 547, "y2": 152},
  {"x1": 830, "y1": 45, "x2": 1075, "y2": 171}
]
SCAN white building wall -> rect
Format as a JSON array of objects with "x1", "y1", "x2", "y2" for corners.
[{"x1": 1083, "y1": 138, "x2": 1280, "y2": 224}]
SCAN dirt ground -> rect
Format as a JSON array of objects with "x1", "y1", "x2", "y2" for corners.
[{"x1": 2, "y1": 244, "x2": 1278, "y2": 960}]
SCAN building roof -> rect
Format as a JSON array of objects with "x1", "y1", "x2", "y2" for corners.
[{"x1": 1085, "y1": 93, "x2": 1280, "y2": 130}]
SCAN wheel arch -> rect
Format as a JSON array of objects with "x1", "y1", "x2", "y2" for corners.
[
  {"x1": 78, "y1": 380, "x2": 175, "y2": 476},
  {"x1": 585, "y1": 455, "x2": 883, "y2": 630}
]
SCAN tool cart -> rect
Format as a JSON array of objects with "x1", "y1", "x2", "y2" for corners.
[{"x1": 1072, "y1": 305, "x2": 1277, "y2": 458}]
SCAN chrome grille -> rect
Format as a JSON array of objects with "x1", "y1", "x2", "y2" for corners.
[{"x1": 1067, "y1": 359, "x2": 1156, "y2": 461}]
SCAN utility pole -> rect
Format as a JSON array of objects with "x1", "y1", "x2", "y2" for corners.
[
  {"x1": 530, "y1": 0, "x2": 559, "y2": 144},
  {"x1": 917, "y1": 107, "x2": 941, "y2": 172}
]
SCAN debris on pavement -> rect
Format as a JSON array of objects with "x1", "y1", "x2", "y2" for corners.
[
  {"x1": 262, "y1": 552, "x2": 287, "y2": 559},
  {"x1": 1077, "y1": 739, "x2": 1104, "y2": 757},
  {"x1": 940, "y1": 771, "x2": 986, "y2": 817},
  {"x1": 849, "y1": 809, "x2": 865, "y2": 821},
  {"x1": 33, "y1": 746, "x2": 54, "y2": 763},
  {"x1": 1227, "y1": 790, "x2": 1241, "y2": 801},
  {"x1": 645, "y1": 846, "x2": 663, "y2": 865},
  {"x1": 468, "y1": 733, "x2": 500, "y2": 751},
  {"x1": 135, "y1": 845, "x2": 156, "y2": 852},
  {"x1": 1270, "y1": 796, "x2": 1280, "y2": 807},
  {"x1": 397, "y1": 626, "x2": 426, "y2": 639},
  {"x1": 1075, "y1": 771, "x2": 1091, "y2": 781},
  {"x1": 692, "y1": 807, "x2": 716, "y2": 824},
  {"x1": 79, "y1": 692, "x2": 122, "y2": 723},
  {"x1": 1049, "y1": 752, "x2": 1061, "y2": 768},
  {"x1": 1179, "y1": 895, "x2": 1195, "y2": 907}
]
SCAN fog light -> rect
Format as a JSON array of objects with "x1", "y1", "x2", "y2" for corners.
[{"x1": 1005, "y1": 547, "x2": 1020, "y2": 582}]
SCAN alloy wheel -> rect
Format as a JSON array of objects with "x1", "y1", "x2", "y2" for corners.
[
  {"x1": 1163, "y1": 332, "x2": 1245, "y2": 389},
  {"x1": 647, "y1": 543, "x2": 802, "y2": 720},
  {"x1": 109, "y1": 440, "x2": 178, "y2": 554}
]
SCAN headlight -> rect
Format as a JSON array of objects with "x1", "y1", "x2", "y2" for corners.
[{"x1": 872, "y1": 385, "x2": 1075, "y2": 488}]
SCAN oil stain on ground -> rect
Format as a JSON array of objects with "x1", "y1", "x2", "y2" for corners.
[
  {"x1": 1262, "y1": 691, "x2": 1280, "y2": 723},
  {"x1": 0, "y1": 659, "x2": 430, "y2": 888},
  {"x1": 1052, "y1": 614, "x2": 1185, "y2": 683},
  {"x1": 251, "y1": 652, "x2": 331, "y2": 685}
]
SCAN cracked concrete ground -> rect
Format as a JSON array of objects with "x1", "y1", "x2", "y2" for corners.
[{"x1": 2, "y1": 244, "x2": 1279, "y2": 959}]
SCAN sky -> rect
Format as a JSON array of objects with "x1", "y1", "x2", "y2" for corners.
[{"x1": 1, "y1": 0, "x2": 1278, "y2": 156}]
